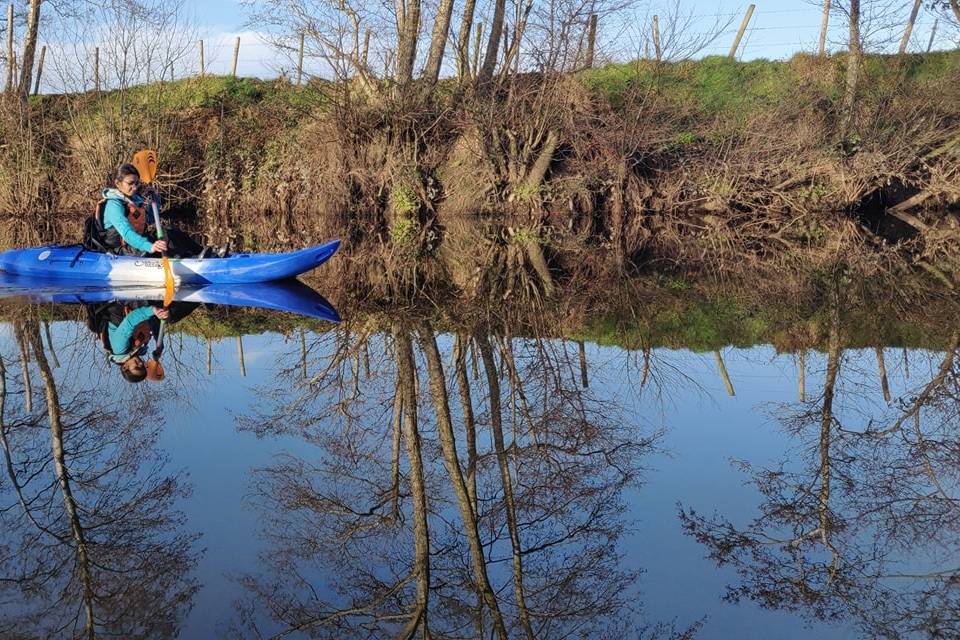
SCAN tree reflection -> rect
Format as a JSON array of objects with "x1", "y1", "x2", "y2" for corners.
[
  {"x1": 679, "y1": 292, "x2": 960, "y2": 638},
  {"x1": 234, "y1": 319, "x2": 689, "y2": 638},
  {"x1": 0, "y1": 315, "x2": 199, "y2": 639}
]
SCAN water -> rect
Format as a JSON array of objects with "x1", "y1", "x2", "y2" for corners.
[{"x1": 0, "y1": 297, "x2": 957, "y2": 639}]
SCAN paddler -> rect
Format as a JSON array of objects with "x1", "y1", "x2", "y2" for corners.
[{"x1": 95, "y1": 163, "x2": 203, "y2": 257}]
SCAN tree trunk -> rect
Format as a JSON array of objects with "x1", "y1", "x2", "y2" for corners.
[
  {"x1": 455, "y1": 0, "x2": 478, "y2": 79},
  {"x1": 395, "y1": 0, "x2": 422, "y2": 85},
  {"x1": 897, "y1": 0, "x2": 922, "y2": 55},
  {"x1": 5, "y1": 3, "x2": 14, "y2": 94},
  {"x1": 951, "y1": 0, "x2": 960, "y2": 24},
  {"x1": 453, "y1": 332, "x2": 483, "y2": 638},
  {"x1": 392, "y1": 325, "x2": 431, "y2": 638},
  {"x1": 453, "y1": 333, "x2": 478, "y2": 510},
  {"x1": 417, "y1": 323, "x2": 508, "y2": 639},
  {"x1": 390, "y1": 378, "x2": 403, "y2": 521},
  {"x1": 477, "y1": 0, "x2": 505, "y2": 85},
  {"x1": 816, "y1": 304, "x2": 841, "y2": 554},
  {"x1": 13, "y1": 322, "x2": 32, "y2": 414},
  {"x1": 477, "y1": 335, "x2": 535, "y2": 639},
  {"x1": 817, "y1": 0, "x2": 831, "y2": 56},
  {"x1": 28, "y1": 323, "x2": 97, "y2": 639},
  {"x1": 423, "y1": 0, "x2": 455, "y2": 86},
  {"x1": 839, "y1": 0, "x2": 861, "y2": 140}
]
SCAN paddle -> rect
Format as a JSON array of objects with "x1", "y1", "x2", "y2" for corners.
[
  {"x1": 131, "y1": 149, "x2": 174, "y2": 306},
  {"x1": 145, "y1": 321, "x2": 166, "y2": 382}
]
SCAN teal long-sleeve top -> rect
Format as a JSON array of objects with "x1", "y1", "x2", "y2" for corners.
[
  {"x1": 108, "y1": 305, "x2": 159, "y2": 357},
  {"x1": 101, "y1": 189, "x2": 156, "y2": 253}
]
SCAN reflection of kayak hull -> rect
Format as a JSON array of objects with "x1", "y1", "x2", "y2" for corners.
[
  {"x1": 0, "y1": 240, "x2": 340, "y2": 285},
  {"x1": 0, "y1": 275, "x2": 340, "y2": 322}
]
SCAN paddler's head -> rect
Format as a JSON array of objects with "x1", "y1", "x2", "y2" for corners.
[
  {"x1": 112, "y1": 163, "x2": 141, "y2": 198},
  {"x1": 119, "y1": 355, "x2": 148, "y2": 383}
]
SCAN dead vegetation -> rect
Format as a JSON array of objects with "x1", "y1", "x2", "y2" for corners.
[{"x1": 0, "y1": 53, "x2": 958, "y2": 304}]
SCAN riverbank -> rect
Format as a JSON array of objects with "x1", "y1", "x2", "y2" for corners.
[
  {"x1": 1, "y1": 51, "x2": 958, "y2": 302},
  {"x1": 4, "y1": 275, "x2": 957, "y2": 354}
]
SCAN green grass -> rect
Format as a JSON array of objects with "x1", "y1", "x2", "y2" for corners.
[{"x1": 580, "y1": 50, "x2": 960, "y2": 117}]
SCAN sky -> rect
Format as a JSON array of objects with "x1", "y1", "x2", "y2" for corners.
[
  {"x1": 188, "y1": 0, "x2": 958, "y2": 79},
  {"x1": 16, "y1": 0, "x2": 960, "y2": 91}
]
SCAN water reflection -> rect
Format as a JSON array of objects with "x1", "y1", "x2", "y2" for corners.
[
  {"x1": 0, "y1": 290, "x2": 956, "y2": 638},
  {"x1": 231, "y1": 320, "x2": 677, "y2": 638},
  {"x1": 679, "y1": 297, "x2": 960, "y2": 638},
  {"x1": 0, "y1": 314, "x2": 199, "y2": 638}
]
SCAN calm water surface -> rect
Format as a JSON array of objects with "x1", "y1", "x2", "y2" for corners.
[{"x1": 0, "y1": 299, "x2": 957, "y2": 639}]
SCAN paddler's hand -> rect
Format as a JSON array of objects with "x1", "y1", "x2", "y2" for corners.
[
  {"x1": 153, "y1": 307, "x2": 170, "y2": 320},
  {"x1": 151, "y1": 239, "x2": 168, "y2": 254}
]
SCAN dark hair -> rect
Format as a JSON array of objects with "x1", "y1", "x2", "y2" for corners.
[
  {"x1": 109, "y1": 163, "x2": 140, "y2": 188},
  {"x1": 120, "y1": 359, "x2": 148, "y2": 383}
]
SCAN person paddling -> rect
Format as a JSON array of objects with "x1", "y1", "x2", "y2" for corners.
[
  {"x1": 98, "y1": 163, "x2": 167, "y2": 256},
  {"x1": 94, "y1": 163, "x2": 203, "y2": 258}
]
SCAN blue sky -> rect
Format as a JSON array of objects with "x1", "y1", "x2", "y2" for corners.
[
  {"x1": 22, "y1": 0, "x2": 957, "y2": 90},
  {"x1": 187, "y1": 0, "x2": 956, "y2": 79}
]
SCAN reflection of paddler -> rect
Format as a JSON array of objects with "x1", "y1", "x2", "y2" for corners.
[
  {"x1": 86, "y1": 301, "x2": 198, "y2": 383},
  {"x1": 107, "y1": 303, "x2": 166, "y2": 383}
]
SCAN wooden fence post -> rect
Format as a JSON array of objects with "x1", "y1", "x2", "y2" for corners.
[
  {"x1": 578, "y1": 341, "x2": 588, "y2": 388},
  {"x1": 926, "y1": 18, "x2": 939, "y2": 53},
  {"x1": 94, "y1": 47, "x2": 100, "y2": 92},
  {"x1": 584, "y1": 14, "x2": 597, "y2": 69},
  {"x1": 714, "y1": 350, "x2": 735, "y2": 396},
  {"x1": 300, "y1": 329, "x2": 307, "y2": 380},
  {"x1": 817, "y1": 0, "x2": 831, "y2": 56},
  {"x1": 296, "y1": 32, "x2": 304, "y2": 85},
  {"x1": 198, "y1": 39, "x2": 205, "y2": 77},
  {"x1": 653, "y1": 14, "x2": 661, "y2": 61},
  {"x1": 897, "y1": 0, "x2": 923, "y2": 54},
  {"x1": 231, "y1": 36, "x2": 240, "y2": 77},
  {"x1": 5, "y1": 3, "x2": 12, "y2": 92},
  {"x1": 237, "y1": 336, "x2": 246, "y2": 377},
  {"x1": 728, "y1": 3, "x2": 755, "y2": 59},
  {"x1": 31, "y1": 44, "x2": 43, "y2": 95},
  {"x1": 798, "y1": 351, "x2": 806, "y2": 402}
]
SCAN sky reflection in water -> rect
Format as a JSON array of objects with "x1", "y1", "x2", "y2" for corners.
[{"x1": 0, "y1": 302, "x2": 956, "y2": 639}]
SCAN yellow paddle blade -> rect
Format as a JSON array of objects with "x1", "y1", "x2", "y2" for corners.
[
  {"x1": 162, "y1": 256, "x2": 175, "y2": 307},
  {"x1": 146, "y1": 359, "x2": 165, "y2": 382},
  {"x1": 132, "y1": 149, "x2": 159, "y2": 184}
]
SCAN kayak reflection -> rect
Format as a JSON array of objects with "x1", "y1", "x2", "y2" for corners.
[{"x1": 0, "y1": 274, "x2": 341, "y2": 322}]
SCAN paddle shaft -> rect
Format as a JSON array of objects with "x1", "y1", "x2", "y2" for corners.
[{"x1": 151, "y1": 199, "x2": 164, "y2": 240}]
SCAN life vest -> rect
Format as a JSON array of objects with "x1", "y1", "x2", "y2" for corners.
[
  {"x1": 95, "y1": 195, "x2": 149, "y2": 249},
  {"x1": 89, "y1": 302, "x2": 154, "y2": 361}
]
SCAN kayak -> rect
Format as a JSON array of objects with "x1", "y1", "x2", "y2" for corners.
[
  {"x1": 0, "y1": 240, "x2": 340, "y2": 285},
  {"x1": 0, "y1": 274, "x2": 340, "y2": 322}
]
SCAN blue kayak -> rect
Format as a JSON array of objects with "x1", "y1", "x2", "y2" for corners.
[
  {"x1": 0, "y1": 274, "x2": 340, "y2": 322},
  {"x1": 0, "y1": 240, "x2": 340, "y2": 285}
]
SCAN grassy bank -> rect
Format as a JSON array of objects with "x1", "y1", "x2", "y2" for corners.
[
  {"x1": 4, "y1": 281, "x2": 957, "y2": 354},
  {"x1": 1, "y1": 51, "x2": 958, "y2": 304}
]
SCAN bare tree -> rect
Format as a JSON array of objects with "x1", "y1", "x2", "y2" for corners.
[
  {"x1": 423, "y1": 0, "x2": 456, "y2": 86},
  {"x1": 231, "y1": 317, "x2": 680, "y2": 638},
  {"x1": 477, "y1": 0, "x2": 506, "y2": 83},
  {"x1": 840, "y1": 0, "x2": 862, "y2": 140},
  {"x1": 0, "y1": 316, "x2": 199, "y2": 639},
  {"x1": 679, "y1": 301, "x2": 960, "y2": 638}
]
